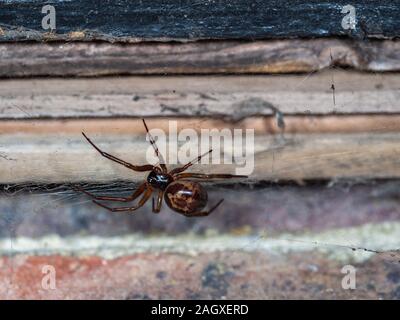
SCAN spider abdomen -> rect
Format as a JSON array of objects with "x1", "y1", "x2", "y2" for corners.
[{"x1": 164, "y1": 181, "x2": 208, "y2": 215}]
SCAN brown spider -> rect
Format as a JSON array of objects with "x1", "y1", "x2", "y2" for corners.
[{"x1": 74, "y1": 119, "x2": 247, "y2": 217}]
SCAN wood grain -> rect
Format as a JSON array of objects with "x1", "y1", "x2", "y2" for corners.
[
  {"x1": 1, "y1": 71, "x2": 399, "y2": 119},
  {"x1": 0, "y1": 0, "x2": 399, "y2": 42},
  {"x1": 0, "y1": 118, "x2": 399, "y2": 183},
  {"x1": 0, "y1": 39, "x2": 399, "y2": 77},
  {"x1": 0, "y1": 116, "x2": 400, "y2": 135}
]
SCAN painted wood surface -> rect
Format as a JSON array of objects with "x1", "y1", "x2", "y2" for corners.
[
  {"x1": 1, "y1": 71, "x2": 399, "y2": 119},
  {"x1": 0, "y1": 1, "x2": 399, "y2": 42}
]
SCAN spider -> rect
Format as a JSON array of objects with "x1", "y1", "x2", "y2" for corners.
[{"x1": 74, "y1": 119, "x2": 247, "y2": 217}]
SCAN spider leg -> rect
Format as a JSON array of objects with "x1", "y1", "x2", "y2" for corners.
[
  {"x1": 183, "y1": 199, "x2": 224, "y2": 217},
  {"x1": 92, "y1": 187, "x2": 153, "y2": 213},
  {"x1": 169, "y1": 149, "x2": 213, "y2": 175},
  {"x1": 82, "y1": 132, "x2": 155, "y2": 172},
  {"x1": 174, "y1": 173, "x2": 248, "y2": 180},
  {"x1": 73, "y1": 183, "x2": 147, "y2": 202},
  {"x1": 142, "y1": 119, "x2": 168, "y2": 173},
  {"x1": 152, "y1": 190, "x2": 163, "y2": 213}
]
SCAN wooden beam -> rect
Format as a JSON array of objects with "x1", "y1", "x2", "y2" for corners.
[
  {"x1": 0, "y1": 118, "x2": 399, "y2": 183},
  {"x1": 0, "y1": 39, "x2": 399, "y2": 77},
  {"x1": 0, "y1": 1, "x2": 399, "y2": 42},
  {"x1": 1, "y1": 116, "x2": 400, "y2": 135},
  {"x1": 1, "y1": 71, "x2": 399, "y2": 119}
]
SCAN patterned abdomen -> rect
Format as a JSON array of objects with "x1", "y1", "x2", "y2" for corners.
[{"x1": 164, "y1": 181, "x2": 208, "y2": 215}]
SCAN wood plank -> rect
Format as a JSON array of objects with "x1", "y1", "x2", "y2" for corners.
[
  {"x1": 1, "y1": 71, "x2": 399, "y2": 119},
  {"x1": 0, "y1": 118, "x2": 399, "y2": 183},
  {"x1": 0, "y1": 1, "x2": 399, "y2": 42},
  {"x1": 0, "y1": 39, "x2": 399, "y2": 77},
  {"x1": 1, "y1": 116, "x2": 400, "y2": 135}
]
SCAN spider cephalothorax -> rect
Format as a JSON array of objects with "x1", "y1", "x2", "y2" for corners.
[
  {"x1": 75, "y1": 120, "x2": 247, "y2": 217},
  {"x1": 146, "y1": 170, "x2": 173, "y2": 190}
]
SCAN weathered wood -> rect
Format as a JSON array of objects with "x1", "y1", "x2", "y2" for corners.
[
  {"x1": 1, "y1": 116, "x2": 400, "y2": 135},
  {"x1": 1, "y1": 71, "x2": 399, "y2": 119},
  {"x1": 0, "y1": 1, "x2": 399, "y2": 42},
  {"x1": 0, "y1": 117, "x2": 399, "y2": 183},
  {"x1": 0, "y1": 39, "x2": 399, "y2": 77}
]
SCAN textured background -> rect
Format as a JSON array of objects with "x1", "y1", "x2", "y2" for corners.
[{"x1": 0, "y1": 0, "x2": 400, "y2": 300}]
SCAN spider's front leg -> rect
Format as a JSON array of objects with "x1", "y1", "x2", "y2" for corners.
[{"x1": 82, "y1": 132, "x2": 155, "y2": 172}]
